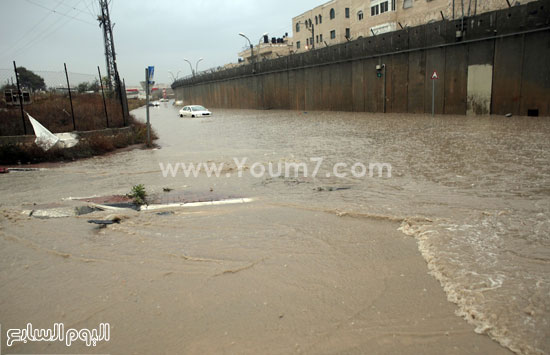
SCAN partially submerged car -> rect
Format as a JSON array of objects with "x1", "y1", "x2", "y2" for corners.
[{"x1": 179, "y1": 105, "x2": 212, "y2": 118}]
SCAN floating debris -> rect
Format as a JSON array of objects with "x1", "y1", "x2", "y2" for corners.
[
  {"x1": 75, "y1": 206, "x2": 103, "y2": 216},
  {"x1": 7, "y1": 168, "x2": 46, "y2": 172},
  {"x1": 88, "y1": 219, "x2": 119, "y2": 225},
  {"x1": 156, "y1": 211, "x2": 175, "y2": 216},
  {"x1": 314, "y1": 186, "x2": 352, "y2": 192},
  {"x1": 32, "y1": 208, "x2": 76, "y2": 219},
  {"x1": 87, "y1": 219, "x2": 120, "y2": 228}
]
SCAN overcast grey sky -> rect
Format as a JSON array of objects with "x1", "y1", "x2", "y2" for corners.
[{"x1": 0, "y1": 0, "x2": 322, "y2": 86}]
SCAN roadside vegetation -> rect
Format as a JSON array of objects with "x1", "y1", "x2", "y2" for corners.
[
  {"x1": 0, "y1": 93, "x2": 143, "y2": 135},
  {"x1": 0, "y1": 67, "x2": 154, "y2": 165},
  {"x1": 0, "y1": 121, "x2": 156, "y2": 165},
  {"x1": 0, "y1": 94, "x2": 155, "y2": 165}
]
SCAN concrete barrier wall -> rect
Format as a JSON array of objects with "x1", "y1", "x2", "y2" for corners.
[
  {"x1": 174, "y1": 1, "x2": 550, "y2": 116},
  {"x1": 0, "y1": 126, "x2": 133, "y2": 147}
]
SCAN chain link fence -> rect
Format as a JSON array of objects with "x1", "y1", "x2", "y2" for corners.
[{"x1": 1, "y1": 65, "x2": 130, "y2": 136}]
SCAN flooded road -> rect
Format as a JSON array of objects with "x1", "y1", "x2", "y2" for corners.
[{"x1": 1, "y1": 102, "x2": 549, "y2": 354}]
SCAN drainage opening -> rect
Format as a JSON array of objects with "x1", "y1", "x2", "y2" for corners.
[{"x1": 527, "y1": 109, "x2": 539, "y2": 117}]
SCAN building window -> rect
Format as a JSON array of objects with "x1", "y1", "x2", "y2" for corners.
[
  {"x1": 330, "y1": 8, "x2": 335, "y2": 19},
  {"x1": 346, "y1": 28, "x2": 350, "y2": 39},
  {"x1": 315, "y1": 16, "x2": 318, "y2": 25},
  {"x1": 358, "y1": 10, "x2": 364, "y2": 20},
  {"x1": 316, "y1": 35, "x2": 319, "y2": 43},
  {"x1": 297, "y1": 41, "x2": 301, "y2": 49},
  {"x1": 319, "y1": 14, "x2": 322, "y2": 23},
  {"x1": 403, "y1": 0, "x2": 412, "y2": 8},
  {"x1": 296, "y1": 23, "x2": 300, "y2": 32},
  {"x1": 371, "y1": 4, "x2": 379, "y2": 16},
  {"x1": 371, "y1": 1, "x2": 395, "y2": 16},
  {"x1": 309, "y1": 19, "x2": 312, "y2": 27},
  {"x1": 330, "y1": 30, "x2": 336, "y2": 39},
  {"x1": 320, "y1": 34, "x2": 323, "y2": 42},
  {"x1": 345, "y1": 8, "x2": 350, "y2": 18},
  {"x1": 306, "y1": 38, "x2": 309, "y2": 46}
]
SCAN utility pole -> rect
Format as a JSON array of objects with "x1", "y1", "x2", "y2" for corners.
[
  {"x1": 97, "y1": 0, "x2": 120, "y2": 94},
  {"x1": 98, "y1": 0, "x2": 126, "y2": 125}
]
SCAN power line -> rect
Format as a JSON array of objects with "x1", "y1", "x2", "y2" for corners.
[
  {"x1": 82, "y1": 0, "x2": 97, "y2": 18},
  {"x1": 1, "y1": 0, "x2": 66, "y2": 52},
  {"x1": 56, "y1": 1, "x2": 97, "y2": 18},
  {"x1": 1, "y1": 0, "x2": 91, "y2": 61},
  {"x1": 24, "y1": 0, "x2": 96, "y2": 26}
]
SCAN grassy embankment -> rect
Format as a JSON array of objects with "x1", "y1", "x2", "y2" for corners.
[{"x1": 0, "y1": 94, "x2": 155, "y2": 164}]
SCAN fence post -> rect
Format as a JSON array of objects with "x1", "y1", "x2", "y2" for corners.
[
  {"x1": 122, "y1": 78, "x2": 129, "y2": 118},
  {"x1": 98, "y1": 66, "x2": 109, "y2": 128},
  {"x1": 13, "y1": 61, "x2": 26, "y2": 135},
  {"x1": 64, "y1": 63, "x2": 76, "y2": 131},
  {"x1": 115, "y1": 73, "x2": 126, "y2": 126}
]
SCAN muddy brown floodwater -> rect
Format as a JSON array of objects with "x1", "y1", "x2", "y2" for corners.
[{"x1": 1, "y1": 102, "x2": 549, "y2": 355}]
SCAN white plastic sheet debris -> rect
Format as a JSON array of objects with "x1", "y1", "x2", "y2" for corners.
[
  {"x1": 27, "y1": 113, "x2": 80, "y2": 150},
  {"x1": 28, "y1": 113, "x2": 59, "y2": 151},
  {"x1": 55, "y1": 132, "x2": 79, "y2": 148}
]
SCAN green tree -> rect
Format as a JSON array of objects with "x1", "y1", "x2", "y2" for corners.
[
  {"x1": 77, "y1": 82, "x2": 90, "y2": 93},
  {"x1": 89, "y1": 79, "x2": 100, "y2": 92},
  {"x1": 77, "y1": 80, "x2": 100, "y2": 93},
  {"x1": 16, "y1": 67, "x2": 46, "y2": 91}
]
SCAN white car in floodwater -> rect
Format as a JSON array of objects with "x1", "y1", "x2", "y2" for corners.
[{"x1": 179, "y1": 105, "x2": 212, "y2": 118}]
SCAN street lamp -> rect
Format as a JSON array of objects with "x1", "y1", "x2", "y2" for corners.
[
  {"x1": 195, "y1": 58, "x2": 204, "y2": 75},
  {"x1": 183, "y1": 58, "x2": 195, "y2": 77},
  {"x1": 257, "y1": 32, "x2": 268, "y2": 63},
  {"x1": 184, "y1": 59, "x2": 204, "y2": 78},
  {"x1": 296, "y1": 20, "x2": 315, "y2": 50},
  {"x1": 168, "y1": 70, "x2": 181, "y2": 83},
  {"x1": 239, "y1": 32, "x2": 254, "y2": 66}
]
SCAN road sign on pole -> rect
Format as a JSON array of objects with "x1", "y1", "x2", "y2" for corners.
[
  {"x1": 148, "y1": 66, "x2": 155, "y2": 84},
  {"x1": 145, "y1": 67, "x2": 152, "y2": 147},
  {"x1": 431, "y1": 71, "x2": 439, "y2": 80}
]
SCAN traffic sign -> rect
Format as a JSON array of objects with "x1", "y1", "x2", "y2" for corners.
[
  {"x1": 431, "y1": 71, "x2": 439, "y2": 80},
  {"x1": 147, "y1": 66, "x2": 155, "y2": 84}
]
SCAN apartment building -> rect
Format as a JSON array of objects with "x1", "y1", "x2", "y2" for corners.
[
  {"x1": 293, "y1": 0, "x2": 537, "y2": 51},
  {"x1": 238, "y1": 36, "x2": 294, "y2": 64},
  {"x1": 292, "y1": 0, "x2": 352, "y2": 51}
]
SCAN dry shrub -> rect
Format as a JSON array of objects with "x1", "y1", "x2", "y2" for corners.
[
  {"x1": 0, "y1": 93, "x2": 129, "y2": 136},
  {"x1": 0, "y1": 93, "x2": 158, "y2": 163},
  {"x1": 0, "y1": 117, "x2": 158, "y2": 164}
]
